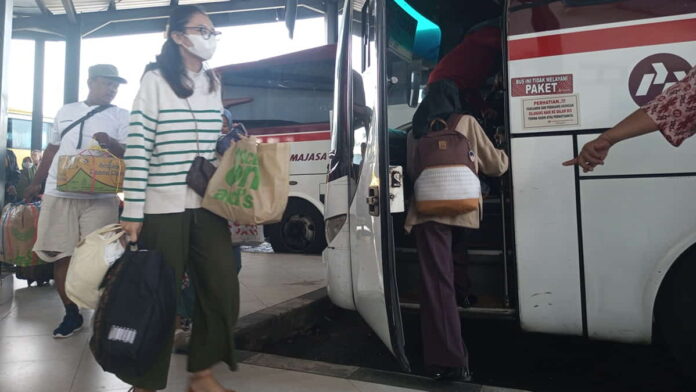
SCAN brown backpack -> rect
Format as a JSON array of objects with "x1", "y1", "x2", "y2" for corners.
[{"x1": 413, "y1": 114, "x2": 480, "y2": 216}]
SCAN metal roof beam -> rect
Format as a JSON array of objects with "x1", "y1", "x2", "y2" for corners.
[
  {"x1": 34, "y1": 0, "x2": 52, "y2": 15},
  {"x1": 13, "y1": 0, "x2": 325, "y2": 38},
  {"x1": 81, "y1": 0, "x2": 324, "y2": 37},
  {"x1": 81, "y1": 7, "x2": 320, "y2": 39},
  {"x1": 13, "y1": 15, "x2": 69, "y2": 37},
  {"x1": 61, "y1": 0, "x2": 77, "y2": 23}
]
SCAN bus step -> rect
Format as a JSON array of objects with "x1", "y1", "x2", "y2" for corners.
[
  {"x1": 400, "y1": 301, "x2": 518, "y2": 319},
  {"x1": 395, "y1": 248, "x2": 504, "y2": 265}
]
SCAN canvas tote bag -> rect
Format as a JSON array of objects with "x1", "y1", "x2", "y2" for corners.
[
  {"x1": 66, "y1": 224, "x2": 125, "y2": 309},
  {"x1": 202, "y1": 136, "x2": 290, "y2": 225}
]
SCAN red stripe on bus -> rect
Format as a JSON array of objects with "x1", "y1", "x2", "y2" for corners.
[
  {"x1": 248, "y1": 122, "x2": 330, "y2": 136},
  {"x1": 508, "y1": 18, "x2": 696, "y2": 61},
  {"x1": 256, "y1": 132, "x2": 331, "y2": 143}
]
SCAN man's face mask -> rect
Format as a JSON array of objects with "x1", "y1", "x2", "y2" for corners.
[{"x1": 185, "y1": 33, "x2": 217, "y2": 61}]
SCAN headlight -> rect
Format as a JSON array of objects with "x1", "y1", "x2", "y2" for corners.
[{"x1": 325, "y1": 214, "x2": 347, "y2": 244}]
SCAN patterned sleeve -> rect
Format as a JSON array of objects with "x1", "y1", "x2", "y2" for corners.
[{"x1": 642, "y1": 66, "x2": 696, "y2": 147}]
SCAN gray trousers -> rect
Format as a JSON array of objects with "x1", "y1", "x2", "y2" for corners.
[{"x1": 413, "y1": 221, "x2": 470, "y2": 369}]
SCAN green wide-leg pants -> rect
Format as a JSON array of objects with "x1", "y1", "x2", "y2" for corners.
[{"x1": 118, "y1": 208, "x2": 239, "y2": 390}]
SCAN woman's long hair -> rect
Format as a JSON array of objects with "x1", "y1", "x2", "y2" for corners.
[{"x1": 145, "y1": 5, "x2": 219, "y2": 98}]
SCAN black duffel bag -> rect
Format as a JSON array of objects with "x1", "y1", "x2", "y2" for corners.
[{"x1": 90, "y1": 244, "x2": 176, "y2": 377}]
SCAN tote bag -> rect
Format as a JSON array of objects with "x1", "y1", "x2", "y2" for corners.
[
  {"x1": 66, "y1": 224, "x2": 125, "y2": 309},
  {"x1": 202, "y1": 136, "x2": 290, "y2": 225}
]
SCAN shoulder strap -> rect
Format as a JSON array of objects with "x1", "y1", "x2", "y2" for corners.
[
  {"x1": 60, "y1": 104, "x2": 114, "y2": 140},
  {"x1": 447, "y1": 113, "x2": 465, "y2": 131}
]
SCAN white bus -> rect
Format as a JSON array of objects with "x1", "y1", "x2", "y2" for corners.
[
  {"x1": 6, "y1": 108, "x2": 52, "y2": 163},
  {"x1": 217, "y1": 45, "x2": 336, "y2": 254},
  {"x1": 324, "y1": 0, "x2": 696, "y2": 372}
]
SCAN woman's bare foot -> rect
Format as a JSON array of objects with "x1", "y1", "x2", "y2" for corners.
[{"x1": 188, "y1": 369, "x2": 235, "y2": 392}]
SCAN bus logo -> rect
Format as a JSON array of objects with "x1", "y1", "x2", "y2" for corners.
[{"x1": 629, "y1": 53, "x2": 691, "y2": 106}]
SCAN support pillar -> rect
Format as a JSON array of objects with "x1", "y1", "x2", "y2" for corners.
[
  {"x1": 325, "y1": 0, "x2": 339, "y2": 45},
  {"x1": 0, "y1": 0, "x2": 14, "y2": 206},
  {"x1": 64, "y1": 24, "x2": 81, "y2": 104},
  {"x1": 32, "y1": 39, "x2": 45, "y2": 151}
]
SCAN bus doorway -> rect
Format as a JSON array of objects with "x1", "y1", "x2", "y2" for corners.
[
  {"x1": 383, "y1": 0, "x2": 515, "y2": 318},
  {"x1": 326, "y1": 0, "x2": 696, "y2": 376}
]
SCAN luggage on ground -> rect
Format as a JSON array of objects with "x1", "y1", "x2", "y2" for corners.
[
  {"x1": 90, "y1": 244, "x2": 176, "y2": 377},
  {"x1": 202, "y1": 136, "x2": 290, "y2": 225},
  {"x1": 15, "y1": 263, "x2": 53, "y2": 286},
  {"x1": 66, "y1": 224, "x2": 125, "y2": 309},
  {"x1": 413, "y1": 114, "x2": 481, "y2": 216},
  {"x1": 1, "y1": 202, "x2": 41, "y2": 267}
]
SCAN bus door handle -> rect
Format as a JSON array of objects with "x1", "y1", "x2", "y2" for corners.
[{"x1": 367, "y1": 186, "x2": 379, "y2": 216}]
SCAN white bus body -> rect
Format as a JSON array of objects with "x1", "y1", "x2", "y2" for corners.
[
  {"x1": 324, "y1": 0, "x2": 696, "y2": 371},
  {"x1": 217, "y1": 46, "x2": 336, "y2": 254}
]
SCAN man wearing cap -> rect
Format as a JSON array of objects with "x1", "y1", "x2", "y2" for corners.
[{"x1": 25, "y1": 64, "x2": 129, "y2": 338}]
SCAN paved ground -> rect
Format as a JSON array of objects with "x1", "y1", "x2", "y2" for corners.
[
  {"x1": 236, "y1": 251, "x2": 324, "y2": 316},
  {"x1": 0, "y1": 252, "x2": 526, "y2": 392},
  {"x1": 0, "y1": 251, "x2": 389, "y2": 392}
]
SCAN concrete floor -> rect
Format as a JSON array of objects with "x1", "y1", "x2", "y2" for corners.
[{"x1": 0, "y1": 252, "x2": 423, "y2": 392}]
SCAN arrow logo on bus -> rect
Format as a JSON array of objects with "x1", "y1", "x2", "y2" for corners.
[{"x1": 629, "y1": 54, "x2": 692, "y2": 106}]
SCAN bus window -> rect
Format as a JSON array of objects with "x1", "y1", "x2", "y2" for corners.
[
  {"x1": 7, "y1": 117, "x2": 51, "y2": 150},
  {"x1": 348, "y1": 1, "x2": 378, "y2": 202},
  {"x1": 8, "y1": 118, "x2": 31, "y2": 149}
]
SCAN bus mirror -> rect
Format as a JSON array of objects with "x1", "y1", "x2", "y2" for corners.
[
  {"x1": 284, "y1": 0, "x2": 298, "y2": 39},
  {"x1": 408, "y1": 71, "x2": 422, "y2": 108}
]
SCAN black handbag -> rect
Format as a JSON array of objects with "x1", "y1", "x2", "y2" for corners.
[
  {"x1": 187, "y1": 156, "x2": 216, "y2": 197},
  {"x1": 90, "y1": 244, "x2": 176, "y2": 377}
]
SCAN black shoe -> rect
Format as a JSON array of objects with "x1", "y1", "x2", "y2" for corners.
[
  {"x1": 53, "y1": 311, "x2": 83, "y2": 338},
  {"x1": 430, "y1": 366, "x2": 473, "y2": 382},
  {"x1": 457, "y1": 294, "x2": 478, "y2": 308}
]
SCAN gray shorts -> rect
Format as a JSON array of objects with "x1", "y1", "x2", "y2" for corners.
[{"x1": 33, "y1": 195, "x2": 119, "y2": 262}]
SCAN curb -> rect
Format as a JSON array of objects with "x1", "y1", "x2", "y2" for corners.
[
  {"x1": 237, "y1": 350, "x2": 532, "y2": 392},
  {"x1": 234, "y1": 287, "x2": 333, "y2": 351}
]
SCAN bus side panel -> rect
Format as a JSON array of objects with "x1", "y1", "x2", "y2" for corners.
[
  {"x1": 288, "y1": 139, "x2": 330, "y2": 176},
  {"x1": 579, "y1": 175, "x2": 696, "y2": 343},
  {"x1": 511, "y1": 136, "x2": 584, "y2": 336}
]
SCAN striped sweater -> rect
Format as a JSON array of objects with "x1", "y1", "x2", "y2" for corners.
[{"x1": 121, "y1": 69, "x2": 223, "y2": 222}]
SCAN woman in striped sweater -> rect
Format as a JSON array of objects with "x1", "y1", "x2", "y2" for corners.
[{"x1": 120, "y1": 6, "x2": 238, "y2": 392}]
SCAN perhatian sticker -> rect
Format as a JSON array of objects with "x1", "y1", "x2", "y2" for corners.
[
  {"x1": 512, "y1": 74, "x2": 574, "y2": 97},
  {"x1": 523, "y1": 95, "x2": 579, "y2": 129}
]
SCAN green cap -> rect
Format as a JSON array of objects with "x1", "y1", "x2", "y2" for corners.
[{"x1": 88, "y1": 64, "x2": 127, "y2": 84}]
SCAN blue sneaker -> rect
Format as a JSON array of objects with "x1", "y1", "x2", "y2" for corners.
[{"x1": 53, "y1": 312, "x2": 83, "y2": 338}]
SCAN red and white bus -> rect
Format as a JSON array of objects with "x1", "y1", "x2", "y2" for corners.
[
  {"x1": 324, "y1": 0, "x2": 696, "y2": 373},
  {"x1": 216, "y1": 45, "x2": 336, "y2": 254}
]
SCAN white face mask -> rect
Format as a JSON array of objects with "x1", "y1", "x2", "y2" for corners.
[
  {"x1": 22, "y1": 162, "x2": 32, "y2": 170},
  {"x1": 184, "y1": 33, "x2": 217, "y2": 61}
]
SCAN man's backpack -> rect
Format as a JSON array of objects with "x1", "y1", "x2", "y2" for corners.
[
  {"x1": 413, "y1": 114, "x2": 480, "y2": 216},
  {"x1": 89, "y1": 244, "x2": 176, "y2": 377}
]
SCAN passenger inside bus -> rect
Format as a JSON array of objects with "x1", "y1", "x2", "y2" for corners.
[
  {"x1": 422, "y1": 19, "x2": 501, "y2": 128},
  {"x1": 383, "y1": 0, "x2": 513, "y2": 379}
]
